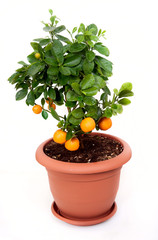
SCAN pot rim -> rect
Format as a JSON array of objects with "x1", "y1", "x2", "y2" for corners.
[{"x1": 35, "y1": 132, "x2": 132, "y2": 174}]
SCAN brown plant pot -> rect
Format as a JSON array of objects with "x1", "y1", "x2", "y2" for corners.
[{"x1": 36, "y1": 132, "x2": 132, "y2": 226}]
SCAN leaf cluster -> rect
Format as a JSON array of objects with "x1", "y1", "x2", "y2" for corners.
[{"x1": 8, "y1": 10, "x2": 134, "y2": 139}]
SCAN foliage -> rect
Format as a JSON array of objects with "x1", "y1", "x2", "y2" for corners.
[{"x1": 8, "y1": 10, "x2": 134, "y2": 140}]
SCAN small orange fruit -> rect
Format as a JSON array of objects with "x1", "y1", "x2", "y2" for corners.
[
  {"x1": 32, "y1": 105, "x2": 42, "y2": 114},
  {"x1": 35, "y1": 52, "x2": 41, "y2": 59},
  {"x1": 98, "y1": 117, "x2": 112, "y2": 130},
  {"x1": 80, "y1": 117, "x2": 96, "y2": 133},
  {"x1": 46, "y1": 98, "x2": 53, "y2": 104},
  {"x1": 65, "y1": 138, "x2": 80, "y2": 151},
  {"x1": 48, "y1": 103, "x2": 56, "y2": 110},
  {"x1": 53, "y1": 129, "x2": 67, "y2": 144}
]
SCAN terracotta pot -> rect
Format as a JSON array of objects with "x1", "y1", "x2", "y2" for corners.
[{"x1": 36, "y1": 133, "x2": 132, "y2": 226}]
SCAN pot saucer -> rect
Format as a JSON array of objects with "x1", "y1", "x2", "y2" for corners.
[{"x1": 51, "y1": 201, "x2": 117, "y2": 226}]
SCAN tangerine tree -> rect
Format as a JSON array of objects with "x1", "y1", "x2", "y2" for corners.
[{"x1": 8, "y1": 9, "x2": 133, "y2": 151}]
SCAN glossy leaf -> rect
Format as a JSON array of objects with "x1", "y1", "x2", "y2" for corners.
[
  {"x1": 52, "y1": 39, "x2": 64, "y2": 64},
  {"x1": 27, "y1": 62, "x2": 45, "y2": 76},
  {"x1": 48, "y1": 88, "x2": 56, "y2": 100},
  {"x1": 94, "y1": 75, "x2": 106, "y2": 88},
  {"x1": 53, "y1": 25, "x2": 66, "y2": 34},
  {"x1": 80, "y1": 74, "x2": 95, "y2": 90},
  {"x1": 50, "y1": 107, "x2": 60, "y2": 120},
  {"x1": 71, "y1": 108, "x2": 84, "y2": 118},
  {"x1": 47, "y1": 66, "x2": 59, "y2": 76},
  {"x1": 86, "y1": 24, "x2": 98, "y2": 35},
  {"x1": 64, "y1": 55, "x2": 82, "y2": 67},
  {"x1": 59, "y1": 66, "x2": 71, "y2": 76},
  {"x1": 15, "y1": 89, "x2": 28, "y2": 100},
  {"x1": 83, "y1": 59, "x2": 94, "y2": 75},
  {"x1": 118, "y1": 98, "x2": 131, "y2": 105},
  {"x1": 26, "y1": 91, "x2": 35, "y2": 105},
  {"x1": 95, "y1": 56, "x2": 113, "y2": 77},
  {"x1": 94, "y1": 43, "x2": 109, "y2": 56},
  {"x1": 69, "y1": 115, "x2": 82, "y2": 125},
  {"x1": 119, "y1": 82, "x2": 133, "y2": 93},
  {"x1": 56, "y1": 34, "x2": 71, "y2": 44},
  {"x1": 66, "y1": 91, "x2": 78, "y2": 101},
  {"x1": 71, "y1": 82, "x2": 81, "y2": 95},
  {"x1": 86, "y1": 51, "x2": 95, "y2": 62},
  {"x1": 119, "y1": 90, "x2": 134, "y2": 98},
  {"x1": 42, "y1": 110, "x2": 48, "y2": 120},
  {"x1": 83, "y1": 96, "x2": 97, "y2": 106},
  {"x1": 103, "y1": 108, "x2": 113, "y2": 118},
  {"x1": 70, "y1": 43, "x2": 86, "y2": 53},
  {"x1": 82, "y1": 86, "x2": 98, "y2": 96}
]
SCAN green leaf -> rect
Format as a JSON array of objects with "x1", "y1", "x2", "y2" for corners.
[
  {"x1": 45, "y1": 56, "x2": 58, "y2": 66},
  {"x1": 26, "y1": 91, "x2": 35, "y2": 105},
  {"x1": 27, "y1": 62, "x2": 45, "y2": 76},
  {"x1": 68, "y1": 76, "x2": 80, "y2": 85},
  {"x1": 83, "y1": 59, "x2": 94, "y2": 75},
  {"x1": 50, "y1": 16, "x2": 56, "y2": 25},
  {"x1": 41, "y1": 98, "x2": 45, "y2": 106},
  {"x1": 76, "y1": 34, "x2": 84, "y2": 43},
  {"x1": 86, "y1": 51, "x2": 95, "y2": 62},
  {"x1": 118, "y1": 98, "x2": 131, "y2": 105},
  {"x1": 119, "y1": 82, "x2": 133, "y2": 93},
  {"x1": 64, "y1": 55, "x2": 82, "y2": 67},
  {"x1": 80, "y1": 74, "x2": 95, "y2": 90},
  {"x1": 71, "y1": 108, "x2": 84, "y2": 118},
  {"x1": 71, "y1": 82, "x2": 81, "y2": 95},
  {"x1": 50, "y1": 107, "x2": 60, "y2": 120},
  {"x1": 66, "y1": 91, "x2": 78, "y2": 101},
  {"x1": 94, "y1": 43, "x2": 110, "y2": 56},
  {"x1": 95, "y1": 56, "x2": 113, "y2": 77},
  {"x1": 15, "y1": 89, "x2": 28, "y2": 101},
  {"x1": 49, "y1": 9, "x2": 53, "y2": 15},
  {"x1": 8, "y1": 72, "x2": 20, "y2": 84},
  {"x1": 47, "y1": 66, "x2": 59, "y2": 75},
  {"x1": 69, "y1": 43, "x2": 86, "y2": 53},
  {"x1": 90, "y1": 35, "x2": 99, "y2": 42},
  {"x1": 59, "y1": 66, "x2": 71, "y2": 76},
  {"x1": 86, "y1": 24, "x2": 98, "y2": 35},
  {"x1": 52, "y1": 39, "x2": 64, "y2": 64},
  {"x1": 113, "y1": 88, "x2": 119, "y2": 95},
  {"x1": 27, "y1": 52, "x2": 39, "y2": 64},
  {"x1": 72, "y1": 27, "x2": 77, "y2": 34},
  {"x1": 102, "y1": 108, "x2": 113, "y2": 118},
  {"x1": 103, "y1": 86, "x2": 111, "y2": 95},
  {"x1": 94, "y1": 75, "x2": 106, "y2": 88},
  {"x1": 18, "y1": 61, "x2": 28, "y2": 66},
  {"x1": 30, "y1": 42, "x2": 43, "y2": 54},
  {"x1": 56, "y1": 34, "x2": 71, "y2": 44},
  {"x1": 42, "y1": 110, "x2": 48, "y2": 120},
  {"x1": 83, "y1": 96, "x2": 97, "y2": 106},
  {"x1": 82, "y1": 86, "x2": 98, "y2": 96},
  {"x1": 48, "y1": 88, "x2": 56, "y2": 100},
  {"x1": 53, "y1": 25, "x2": 66, "y2": 34},
  {"x1": 66, "y1": 101, "x2": 76, "y2": 108},
  {"x1": 69, "y1": 115, "x2": 82, "y2": 125},
  {"x1": 116, "y1": 104, "x2": 123, "y2": 114},
  {"x1": 87, "y1": 40, "x2": 94, "y2": 47},
  {"x1": 78, "y1": 23, "x2": 85, "y2": 33},
  {"x1": 66, "y1": 131, "x2": 73, "y2": 141},
  {"x1": 39, "y1": 38, "x2": 51, "y2": 46},
  {"x1": 119, "y1": 90, "x2": 134, "y2": 98}
]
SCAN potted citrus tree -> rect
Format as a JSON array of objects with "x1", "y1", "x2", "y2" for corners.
[{"x1": 8, "y1": 10, "x2": 133, "y2": 226}]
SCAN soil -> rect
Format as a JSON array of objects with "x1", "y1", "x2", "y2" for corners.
[{"x1": 44, "y1": 134, "x2": 123, "y2": 163}]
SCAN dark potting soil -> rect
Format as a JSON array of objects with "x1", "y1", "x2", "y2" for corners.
[{"x1": 44, "y1": 135, "x2": 123, "y2": 163}]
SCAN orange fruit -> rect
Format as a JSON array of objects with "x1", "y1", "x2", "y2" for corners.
[
  {"x1": 53, "y1": 130, "x2": 67, "y2": 144},
  {"x1": 80, "y1": 117, "x2": 96, "y2": 133},
  {"x1": 48, "y1": 103, "x2": 56, "y2": 110},
  {"x1": 65, "y1": 138, "x2": 80, "y2": 151},
  {"x1": 98, "y1": 117, "x2": 112, "y2": 130},
  {"x1": 35, "y1": 53, "x2": 41, "y2": 59},
  {"x1": 46, "y1": 98, "x2": 53, "y2": 104},
  {"x1": 32, "y1": 105, "x2": 42, "y2": 114}
]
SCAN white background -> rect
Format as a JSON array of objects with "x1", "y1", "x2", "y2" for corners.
[{"x1": 0, "y1": 0, "x2": 158, "y2": 239}]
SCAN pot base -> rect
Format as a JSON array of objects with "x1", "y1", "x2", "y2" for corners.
[{"x1": 51, "y1": 201, "x2": 117, "y2": 226}]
